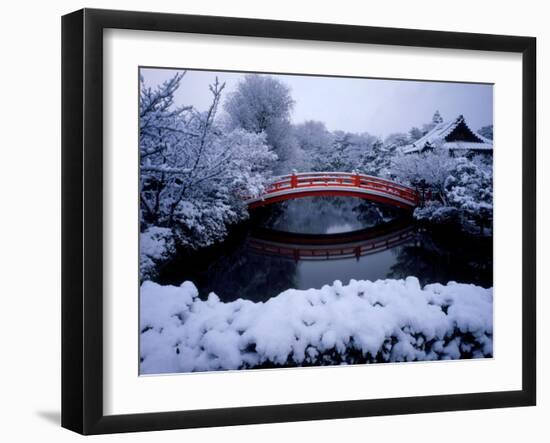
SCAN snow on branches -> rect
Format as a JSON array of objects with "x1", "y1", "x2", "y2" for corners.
[
  {"x1": 392, "y1": 150, "x2": 493, "y2": 234},
  {"x1": 139, "y1": 73, "x2": 277, "y2": 260}
]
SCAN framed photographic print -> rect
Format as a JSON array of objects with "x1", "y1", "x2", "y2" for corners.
[{"x1": 61, "y1": 8, "x2": 536, "y2": 435}]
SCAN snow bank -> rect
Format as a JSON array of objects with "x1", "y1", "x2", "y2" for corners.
[{"x1": 140, "y1": 278, "x2": 493, "y2": 374}]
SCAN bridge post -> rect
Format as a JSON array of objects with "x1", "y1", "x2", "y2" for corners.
[
  {"x1": 290, "y1": 172, "x2": 298, "y2": 189},
  {"x1": 416, "y1": 179, "x2": 428, "y2": 207},
  {"x1": 354, "y1": 246, "x2": 361, "y2": 261},
  {"x1": 353, "y1": 172, "x2": 361, "y2": 187}
]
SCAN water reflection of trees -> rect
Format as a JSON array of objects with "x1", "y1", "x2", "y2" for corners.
[
  {"x1": 157, "y1": 235, "x2": 298, "y2": 303},
  {"x1": 353, "y1": 200, "x2": 403, "y2": 227},
  {"x1": 388, "y1": 229, "x2": 493, "y2": 288},
  {"x1": 262, "y1": 197, "x2": 400, "y2": 234},
  {"x1": 203, "y1": 247, "x2": 298, "y2": 302}
]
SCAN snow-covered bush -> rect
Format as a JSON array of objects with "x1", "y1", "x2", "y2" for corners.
[
  {"x1": 392, "y1": 149, "x2": 493, "y2": 235},
  {"x1": 445, "y1": 157, "x2": 493, "y2": 235},
  {"x1": 140, "y1": 227, "x2": 176, "y2": 280},
  {"x1": 140, "y1": 277, "x2": 493, "y2": 374},
  {"x1": 391, "y1": 148, "x2": 460, "y2": 200},
  {"x1": 413, "y1": 201, "x2": 460, "y2": 226},
  {"x1": 170, "y1": 198, "x2": 242, "y2": 250}
]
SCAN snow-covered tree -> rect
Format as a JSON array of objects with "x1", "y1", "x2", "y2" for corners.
[
  {"x1": 391, "y1": 148, "x2": 459, "y2": 202},
  {"x1": 264, "y1": 118, "x2": 302, "y2": 172},
  {"x1": 420, "y1": 110, "x2": 444, "y2": 135},
  {"x1": 445, "y1": 157, "x2": 493, "y2": 234},
  {"x1": 409, "y1": 126, "x2": 424, "y2": 142},
  {"x1": 139, "y1": 72, "x2": 194, "y2": 226},
  {"x1": 140, "y1": 74, "x2": 277, "y2": 257},
  {"x1": 432, "y1": 110, "x2": 444, "y2": 124},
  {"x1": 224, "y1": 74, "x2": 298, "y2": 170},
  {"x1": 393, "y1": 149, "x2": 493, "y2": 234},
  {"x1": 293, "y1": 121, "x2": 333, "y2": 150},
  {"x1": 311, "y1": 131, "x2": 379, "y2": 173},
  {"x1": 477, "y1": 124, "x2": 493, "y2": 140},
  {"x1": 384, "y1": 132, "x2": 410, "y2": 148},
  {"x1": 355, "y1": 139, "x2": 388, "y2": 176},
  {"x1": 224, "y1": 75, "x2": 294, "y2": 133},
  {"x1": 139, "y1": 72, "x2": 192, "y2": 167}
]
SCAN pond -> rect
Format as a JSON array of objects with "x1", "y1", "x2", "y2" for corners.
[{"x1": 156, "y1": 197, "x2": 493, "y2": 302}]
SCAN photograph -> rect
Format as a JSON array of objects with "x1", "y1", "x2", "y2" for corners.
[
  {"x1": 138, "y1": 67, "x2": 494, "y2": 375},
  {"x1": 0, "y1": 0, "x2": 542, "y2": 439}
]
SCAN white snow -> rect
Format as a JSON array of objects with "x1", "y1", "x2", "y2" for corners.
[{"x1": 140, "y1": 277, "x2": 493, "y2": 374}]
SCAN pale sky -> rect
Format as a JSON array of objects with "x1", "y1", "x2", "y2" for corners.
[{"x1": 140, "y1": 67, "x2": 493, "y2": 138}]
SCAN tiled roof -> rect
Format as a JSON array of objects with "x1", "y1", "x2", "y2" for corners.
[{"x1": 402, "y1": 115, "x2": 493, "y2": 154}]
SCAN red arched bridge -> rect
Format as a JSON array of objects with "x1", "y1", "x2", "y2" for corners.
[{"x1": 246, "y1": 172, "x2": 420, "y2": 210}]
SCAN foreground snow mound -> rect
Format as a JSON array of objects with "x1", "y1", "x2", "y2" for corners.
[{"x1": 140, "y1": 278, "x2": 493, "y2": 374}]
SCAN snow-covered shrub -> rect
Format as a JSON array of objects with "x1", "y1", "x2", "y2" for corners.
[
  {"x1": 445, "y1": 158, "x2": 493, "y2": 235},
  {"x1": 140, "y1": 227, "x2": 176, "y2": 280},
  {"x1": 392, "y1": 149, "x2": 493, "y2": 234},
  {"x1": 391, "y1": 148, "x2": 459, "y2": 199},
  {"x1": 413, "y1": 201, "x2": 460, "y2": 226},
  {"x1": 140, "y1": 277, "x2": 493, "y2": 374},
  {"x1": 171, "y1": 198, "x2": 242, "y2": 250}
]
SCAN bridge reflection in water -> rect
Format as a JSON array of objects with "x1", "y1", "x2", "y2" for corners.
[{"x1": 247, "y1": 218, "x2": 416, "y2": 262}]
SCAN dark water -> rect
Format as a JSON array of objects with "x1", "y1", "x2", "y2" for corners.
[{"x1": 157, "y1": 197, "x2": 493, "y2": 302}]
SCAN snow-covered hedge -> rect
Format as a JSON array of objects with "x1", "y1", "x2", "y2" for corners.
[{"x1": 140, "y1": 278, "x2": 493, "y2": 374}]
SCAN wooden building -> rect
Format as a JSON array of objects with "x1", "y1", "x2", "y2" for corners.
[{"x1": 402, "y1": 115, "x2": 493, "y2": 156}]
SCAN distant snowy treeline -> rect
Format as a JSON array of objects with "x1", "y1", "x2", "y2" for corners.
[{"x1": 140, "y1": 277, "x2": 493, "y2": 374}]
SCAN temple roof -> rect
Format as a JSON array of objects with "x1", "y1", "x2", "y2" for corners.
[{"x1": 402, "y1": 115, "x2": 493, "y2": 154}]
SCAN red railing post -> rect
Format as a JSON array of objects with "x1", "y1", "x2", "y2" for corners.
[
  {"x1": 353, "y1": 172, "x2": 361, "y2": 187},
  {"x1": 290, "y1": 172, "x2": 298, "y2": 189}
]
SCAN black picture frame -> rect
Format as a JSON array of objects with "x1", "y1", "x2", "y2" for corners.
[{"x1": 61, "y1": 8, "x2": 536, "y2": 435}]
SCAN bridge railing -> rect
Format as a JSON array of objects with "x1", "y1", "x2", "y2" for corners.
[{"x1": 264, "y1": 172, "x2": 419, "y2": 205}]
